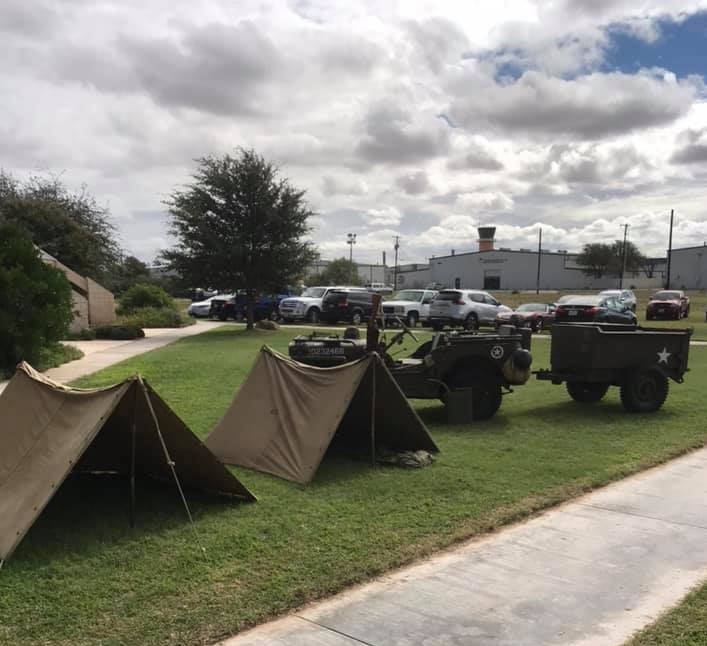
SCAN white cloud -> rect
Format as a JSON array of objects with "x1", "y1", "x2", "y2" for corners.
[{"x1": 0, "y1": 0, "x2": 706, "y2": 265}]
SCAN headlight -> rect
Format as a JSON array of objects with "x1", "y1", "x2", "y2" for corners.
[{"x1": 394, "y1": 306, "x2": 405, "y2": 313}]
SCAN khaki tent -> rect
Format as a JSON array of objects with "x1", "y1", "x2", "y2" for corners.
[
  {"x1": 205, "y1": 347, "x2": 438, "y2": 485},
  {"x1": 0, "y1": 362, "x2": 255, "y2": 564}
]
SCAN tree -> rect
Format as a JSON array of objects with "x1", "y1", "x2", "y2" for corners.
[
  {"x1": 0, "y1": 171, "x2": 121, "y2": 280},
  {"x1": 0, "y1": 222, "x2": 74, "y2": 373},
  {"x1": 313, "y1": 257, "x2": 362, "y2": 286},
  {"x1": 163, "y1": 149, "x2": 317, "y2": 328},
  {"x1": 107, "y1": 255, "x2": 152, "y2": 294},
  {"x1": 576, "y1": 241, "x2": 646, "y2": 279}
]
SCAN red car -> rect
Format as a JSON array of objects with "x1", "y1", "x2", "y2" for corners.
[
  {"x1": 495, "y1": 302, "x2": 556, "y2": 332},
  {"x1": 646, "y1": 290, "x2": 690, "y2": 320}
]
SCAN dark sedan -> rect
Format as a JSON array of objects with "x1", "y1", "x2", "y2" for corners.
[
  {"x1": 646, "y1": 290, "x2": 690, "y2": 320},
  {"x1": 554, "y1": 295, "x2": 638, "y2": 324},
  {"x1": 495, "y1": 303, "x2": 555, "y2": 332}
]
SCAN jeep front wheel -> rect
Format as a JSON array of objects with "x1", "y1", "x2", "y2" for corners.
[
  {"x1": 406, "y1": 311, "x2": 418, "y2": 328},
  {"x1": 351, "y1": 310, "x2": 363, "y2": 325},
  {"x1": 307, "y1": 307, "x2": 320, "y2": 324}
]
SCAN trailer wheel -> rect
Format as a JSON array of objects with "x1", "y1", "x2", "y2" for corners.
[
  {"x1": 620, "y1": 369, "x2": 669, "y2": 413},
  {"x1": 566, "y1": 381, "x2": 609, "y2": 403}
]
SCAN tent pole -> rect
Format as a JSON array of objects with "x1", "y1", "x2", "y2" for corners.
[
  {"x1": 138, "y1": 377, "x2": 195, "y2": 526},
  {"x1": 129, "y1": 383, "x2": 138, "y2": 528},
  {"x1": 371, "y1": 359, "x2": 376, "y2": 466}
]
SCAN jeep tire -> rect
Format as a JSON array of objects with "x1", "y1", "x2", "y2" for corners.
[{"x1": 406, "y1": 311, "x2": 418, "y2": 328}]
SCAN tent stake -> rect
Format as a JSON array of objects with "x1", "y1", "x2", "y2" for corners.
[{"x1": 371, "y1": 358, "x2": 376, "y2": 466}]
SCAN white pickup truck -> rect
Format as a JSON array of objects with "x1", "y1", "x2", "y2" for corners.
[
  {"x1": 279, "y1": 286, "x2": 346, "y2": 324},
  {"x1": 381, "y1": 289, "x2": 438, "y2": 327}
]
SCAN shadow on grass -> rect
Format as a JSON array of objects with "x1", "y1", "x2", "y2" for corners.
[{"x1": 11, "y1": 474, "x2": 243, "y2": 566}]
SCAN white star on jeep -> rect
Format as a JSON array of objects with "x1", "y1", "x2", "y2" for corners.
[{"x1": 657, "y1": 347, "x2": 671, "y2": 364}]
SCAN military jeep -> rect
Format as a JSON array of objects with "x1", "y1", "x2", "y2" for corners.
[{"x1": 288, "y1": 326, "x2": 533, "y2": 420}]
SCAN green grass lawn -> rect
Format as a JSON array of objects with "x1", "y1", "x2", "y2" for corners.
[
  {"x1": 624, "y1": 581, "x2": 707, "y2": 645},
  {"x1": 2, "y1": 326, "x2": 707, "y2": 646}
]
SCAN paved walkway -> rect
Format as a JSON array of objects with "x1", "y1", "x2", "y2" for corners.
[
  {"x1": 0, "y1": 320, "x2": 224, "y2": 393},
  {"x1": 220, "y1": 448, "x2": 707, "y2": 646}
]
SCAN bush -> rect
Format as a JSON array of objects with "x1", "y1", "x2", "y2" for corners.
[
  {"x1": 66, "y1": 328, "x2": 97, "y2": 341},
  {"x1": 118, "y1": 283, "x2": 174, "y2": 314},
  {"x1": 119, "y1": 307, "x2": 186, "y2": 328},
  {"x1": 94, "y1": 325, "x2": 145, "y2": 340},
  {"x1": 0, "y1": 222, "x2": 74, "y2": 372}
]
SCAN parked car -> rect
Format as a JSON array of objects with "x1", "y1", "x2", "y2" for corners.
[
  {"x1": 554, "y1": 294, "x2": 579, "y2": 307},
  {"x1": 188, "y1": 294, "x2": 233, "y2": 318},
  {"x1": 381, "y1": 289, "x2": 438, "y2": 327},
  {"x1": 554, "y1": 295, "x2": 637, "y2": 324},
  {"x1": 279, "y1": 286, "x2": 355, "y2": 324},
  {"x1": 646, "y1": 290, "x2": 690, "y2": 320},
  {"x1": 321, "y1": 288, "x2": 374, "y2": 324},
  {"x1": 210, "y1": 292, "x2": 290, "y2": 321},
  {"x1": 428, "y1": 289, "x2": 511, "y2": 330},
  {"x1": 598, "y1": 289, "x2": 637, "y2": 312},
  {"x1": 495, "y1": 303, "x2": 555, "y2": 332}
]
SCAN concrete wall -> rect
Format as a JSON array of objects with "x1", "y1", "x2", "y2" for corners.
[
  {"x1": 86, "y1": 278, "x2": 117, "y2": 326},
  {"x1": 39, "y1": 249, "x2": 116, "y2": 330},
  {"x1": 69, "y1": 292, "x2": 89, "y2": 333},
  {"x1": 670, "y1": 246, "x2": 707, "y2": 289}
]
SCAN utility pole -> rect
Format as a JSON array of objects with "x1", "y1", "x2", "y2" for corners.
[
  {"x1": 346, "y1": 232, "x2": 356, "y2": 284},
  {"x1": 535, "y1": 227, "x2": 542, "y2": 295},
  {"x1": 666, "y1": 209, "x2": 674, "y2": 289},
  {"x1": 619, "y1": 224, "x2": 629, "y2": 289},
  {"x1": 393, "y1": 236, "x2": 400, "y2": 292}
]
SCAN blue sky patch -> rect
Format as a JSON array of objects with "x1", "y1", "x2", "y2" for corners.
[{"x1": 605, "y1": 12, "x2": 707, "y2": 79}]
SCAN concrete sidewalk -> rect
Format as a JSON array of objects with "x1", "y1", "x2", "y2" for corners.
[
  {"x1": 221, "y1": 448, "x2": 707, "y2": 646},
  {"x1": 0, "y1": 320, "x2": 224, "y2": 393}
]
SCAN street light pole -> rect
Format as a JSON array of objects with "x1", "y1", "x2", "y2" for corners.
[
  {"x1": 619, "y1": 224, "x2": 629, "y2": 289},
  {"x1": 346, "y1": 233, "x2": 357, "y2": 284}
]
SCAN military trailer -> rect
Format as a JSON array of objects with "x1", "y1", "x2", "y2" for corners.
[
  {"x1": 289, "y1": 326, "x2": 533, "y2": 420},
  {"x1": 536, "y1": 323, "x2": 691, "y2": 412}
]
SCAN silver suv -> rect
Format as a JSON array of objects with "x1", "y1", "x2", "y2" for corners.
[{"x1": 429, "y1": 289, "x2": 511, "y2": 330}]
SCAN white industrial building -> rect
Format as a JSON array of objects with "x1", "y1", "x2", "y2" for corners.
[
  {"x1": 391, "y1": 227, "x2": 665, "y2": 291},
  {"x1": 668, "y1": 244, "x2": 707, "y2": 289}
]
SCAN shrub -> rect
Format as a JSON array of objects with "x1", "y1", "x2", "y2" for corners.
[
  {"x1": 118, "y1": 283, "x2": 175, "y2": 314},
  {"x1": 66, "y1": 328, "x2": 97, "y2": 341},
  {"x1": 119, "y1": 307, "x2": 186, "y2": 328},
  {"x1": 94, "y1": 325, "x2": 145, "y2": 340},
  {"x1": 0, "y1": 222, "x2": 74, "y2": 372}
]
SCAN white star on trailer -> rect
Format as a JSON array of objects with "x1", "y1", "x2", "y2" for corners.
[{"x1": 657, "y1": 347, "x2": 671, "y2": 364}]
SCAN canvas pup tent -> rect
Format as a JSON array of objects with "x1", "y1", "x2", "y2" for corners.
[
  {"x1": 206, "y1": 347, "x2": 438, "y2": 485},
  {"x1": 0, "y1": 362, "x2": 255, "y2": 564}
]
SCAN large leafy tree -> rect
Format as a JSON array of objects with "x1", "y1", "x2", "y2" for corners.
[
  {"x1": 0, "y1": 222, "x2": 73, "y2": 373},
  {"x1": 163, "y1": 149, "x2": 317, "y2": 328},
  {"x1": 576, "y1": 241, "x2": 646, "y2": 279},
  {"x1": 0, "y1": 171, "x2": 121, "y2": 281},
  {"x1": 312, "y1": 258, "x2": 362, "y2": 286}
]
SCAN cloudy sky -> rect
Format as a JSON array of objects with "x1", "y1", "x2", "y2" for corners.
[{"x1": 2, "y1": 1, "x2": 707, "y2": 265}]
